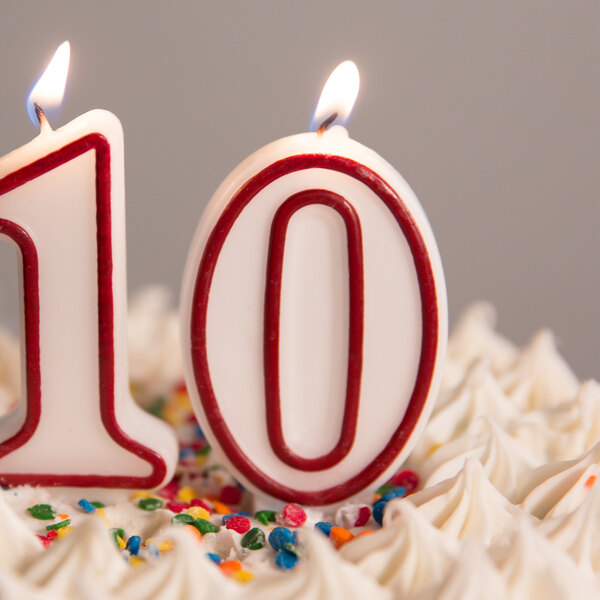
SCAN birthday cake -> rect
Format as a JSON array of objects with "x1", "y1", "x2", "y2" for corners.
[{"x1": 0, "y1": 286, "x2": 598, "y2": 599}]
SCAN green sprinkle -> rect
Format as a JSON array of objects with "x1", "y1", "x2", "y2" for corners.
[
  {"x1": 138, "y1": 498, "x2": 163, "y2": 511},
  {"x1": 255, "y1": 510, "x2": 277, "y2": 526},
  {"x1": 241, "y1": 527, "x2": 266, "y2": 550},
  {"x1": 375, "y1": 483, "x2": 395, "y2": 496},
  {"x1": 171, "y1": 513, "x2": 195, "y2": 526},
  {"x1": 192, "y1": 518, "x2": 219, "y2": 535},
  {"x1": 110, "y1": 527, "x2": 125, "y2": 547},
  {"x1": 91, "y1": 501, "x2": 105, "y2": 509},
  {"x1": 197, "y1": 445, "x2": 211, "y2": 456},
  {"x1": 147, "y1": 397, "x2": 167, "y2": 418},
  {"x1": 46, "y1": 519, "x2": 71, "y2": 532},
  {"x1": 27, "y1": 504, "x2": 56, "y2": 520}
]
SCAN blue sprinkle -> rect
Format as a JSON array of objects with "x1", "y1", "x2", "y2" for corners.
[
  {"x1": 194, "y1": 423, "x2": 204, "y2": 438},
  {"x1": 125, "y1": 535, "x2": 141, "y2": 556},
  {"x1": 179, "y1": 448, "x2": 194, "y2": 460},
  {"x1": 207, "y1": 552, "x2": 222, "y2": 565},
  {"x1": 314, "y1": 521, "x2": 334, "y2": 536},
  {"x1": 379, "y1": 486, "x2": 406, "y2": 503},
  {"x1": 269, "y1": 527, "x2": 297, "y2": 551},
  {"x1": 222, "y1": 512, "x2": 250, "y2": 525},
  {"x1": 275, "y1": 549, "x2": 298, "y2": 570},
  {"x1": 77, "y1": 499, "x2": 96, "y2": 514}
]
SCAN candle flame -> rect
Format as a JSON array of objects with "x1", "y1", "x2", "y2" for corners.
[
  {"x1": 26, "y1": 41, "x2": 71, "y2": 127},
  {"x1": 310, "y1": 60, "x2": 360, "y2": 132}
]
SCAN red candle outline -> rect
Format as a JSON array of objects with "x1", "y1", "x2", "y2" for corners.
[
  {"x1": 190, "y1": 153, "x2": 439, "y2": 504},
  {"x1": 264, "y1": 189, "x2": 364, "y2": 470},
  {"x1": 0, "y1": 133, "x2": 167, "y2": 488}
]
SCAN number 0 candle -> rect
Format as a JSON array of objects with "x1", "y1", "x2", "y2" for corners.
[
  {"x1": 181, "y1": 61, "x2": 448, "y2": 506},
  {"x1": 0, "y1": 42, "x2": 177, "y2": 488}
]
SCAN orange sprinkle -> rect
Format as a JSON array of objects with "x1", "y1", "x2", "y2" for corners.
[
  {"x1": 330, "y1": 526, "x2": 354, "y2": 549},
  {"x1": 183, "y1": 524, "x2": 203, "y2": 544},
  {"x1": 220, "y1": 560, "x2": 242, "y2": 576},
  {"x1": 355, "y1": 529, "x2": 375, "y2": 539},
  {"x1": 585, "y1": 475, "x2": 596, "y2": 490},
  {"x1": 58, "y1": 513, "x2": 69, "y2": 520},
  {"x1": 372, "y1": 494, "x2": 382, "y2": 503},
  {"x1": 211, "y1": 500, "x2": 231, "y2": 515}
]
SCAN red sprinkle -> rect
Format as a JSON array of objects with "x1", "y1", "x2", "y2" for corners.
[
  {"x1": 158, "y1": 480, "x2": 179, "y2": 500},
  {"x1": 166, "y1": 501, "x2": 190, "y2": 513},
  {"x1": 281, "y1": 503, "x2": 307, "y2": 528},
  {"x1": 390, "y1": 470, "x2": 419, "y2": 494},
  {"x1": 37, "y1": 535, "x2": 51, "y2": 547},
  {"x1": 225, "y1": 516, "x2": 251, "y2": 534},
  {"x1": 190, "y1": 498, "x2": 213, "y2": 514},
  {"x1": 46, "y1": 530, "x2": 57, "y2": 541},
  {"x1": 219, "y1": 486, "x2": 243, "y2": 506},
  {"x1": 354, "y1": 506, "x2": 371, "y2": 527}
]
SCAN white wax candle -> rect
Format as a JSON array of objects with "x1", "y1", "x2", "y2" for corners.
[
  {"x1": 181, "y1": 64, "x2": 447, "y2": 507},
  {"x1": 0, "y1": 45, "x2": 177, "y2": 488}
]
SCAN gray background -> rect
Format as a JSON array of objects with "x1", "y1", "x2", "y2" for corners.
[{"x1": 0, "y1": 1, "x2": 598, "y2": 379}]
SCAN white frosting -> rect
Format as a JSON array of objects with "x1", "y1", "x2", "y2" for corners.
[
  {"x1": 127, "y1": 286, "x2": 183, "y2": 403},
  {"x1": 115, "y1": 527, "x2": 240, "y2": 600},
  {"x1": 489, "y1": 517, "x2": 598, "y2": 599},
  {"x1": 417, "y1": 543, "x2": 506, "y2": 600},
  {"x1": 0, "y1": 493, "x2": 42, "y2": 571},
  {"x1": 409, "y1": 360, "x2": 519, "y2": 467},
  {"x1": 22, "y1": 517, "x2": 128, "y2": 599},
  {"x1": 421, "y1": 417, "x2": 539, "y2": 502},
  {"x1": 340, "y1": 501, "x2": 459, "y2": 597},
  {"x1": 519, "y1": 442, "x2": 600, "y2": 519},
  {"x1": 499, "y1": 330, "x2": 579, "y2": 412},
  {"x1": 405, "y1": 458, "x2": 529, "y2": 544},
  {"x1": 244, "y1": 529, "x2": 391, "y2": 600},
  {"x1": 540, "y1": 483, "x2": 600, "y2": 575},
  {"x1": 446, "y1": 302, "x2": 518, "y2": 376}
]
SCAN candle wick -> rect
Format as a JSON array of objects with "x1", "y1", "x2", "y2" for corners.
[
  {"x1": 34, "y1": 102, "x2": 52, "y2": 133},
  {"x1": 317, "y1": 112, "x2": 339, "y2": 135}
]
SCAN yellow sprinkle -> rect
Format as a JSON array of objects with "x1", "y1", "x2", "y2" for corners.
[
  {"x1": 129, "y1": 556, "x2": 145, "y2": 568},
  {"x1": 96, "y1": 508, "x2": 113, "y2": 528},
  {"x1": 117, "y1": 535, "x2": 126, "y2": 549},
  {"x1": 131, "y1": 491, "x2": 151, "y2": 500},
  {"x1": 427, "y1": 443, "x2": 442, "y2": 456},
  {"x1": 158, "y1": 540, "x2": 173, "y2": 552},
  {"x1": 177, "y1": 486, "x2": 197, "y2": 503},
  {"x1": 195, "y1": 454, "x2": 207, "y2": 467},
  {"x1": 233, "y1": 571, "x2": 255, "y2": 584},
  {"x1": 185, "y1": 506, "x2": 210, "y2": 520},
  {"x1": 56, "y1": 526, "x2": 73, "y2": 539},
  {"x1": 144, "y1": 537, "x2": 155, "y2": 546}
]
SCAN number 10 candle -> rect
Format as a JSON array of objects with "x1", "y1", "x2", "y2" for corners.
[
  {"x1": 181, "y1": 61, "x2": 448, "y2": 506},
  {"x1": 0, "y1": 42, "x2": 177, "y2": 487}
]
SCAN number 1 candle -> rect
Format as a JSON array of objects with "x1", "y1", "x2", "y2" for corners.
[
  {"x1": 181, "y1": 61, "x2": 448, "y2": 506},
  {"x1": 0, "y1": 42, "x2": 177, "y2": 487}
]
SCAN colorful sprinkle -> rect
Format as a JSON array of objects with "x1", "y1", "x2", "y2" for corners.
[
  {"x1": 585, "y1": 475, "x2": 596, "y2": 490},
  {"x1": 207, "y1": 552, "x2": 222, "y2": 565},
  {"x1": 241, "y1": 527, "x2": 266, "y2": 550},
  {"x1": 56, "y1": 526, "x2": 73, "y2": 539},
  {"x1": 90, "y1": 501, "x2": 105, "y2": 509},
  {"x1": 315, "y1": 521, "x2": 335, "y2": 536},
  {"x1": 185, "y1": 506, "x2": 211, "y2": 521},
  {"x1": 126, "y1": 535, "x2": 142, "y2": 555},
  {"x1": 46, "y1": 519, "x2": 71, "y2": 532},
  {"x1": 166, "y1": 501, "x2": 189, "y2": 513},
  {"x1": 373, "y1": 487, "x2": 406, "y2": 525},
  {"x1": 268, "y1": 527, "x2": 297, "y2": 551},
  {"x1": 219, "y1": 485, "x2": 243, "y2": 505},
  {"x1": 233, "y1": 571, "x2": 255, "y2": 583},
  {"x1": 225, "y1": 515, "x2": 251, "y2": 534},
  {"x1": 275, "y1": 549, "x2": 299, "y2": 570},
  {"x1": 255, "y1": 510, "x2": 277, "y2": 525},
  {"x1": 390, "y1": 469, "x2": 419, "y2": 494},
  {"x1": 280, "y1": 503, "x2": 307, "y2": 528},
  {"x1": 176, "y1": 486, "x2": 197, "y2": 503},
  {"x1": 190, "y1": 498, "x2": 213, "y2": 513},
  {"x1": 171, "y1": 513, "x2": 195, "y2": 526},
  {"x1": 77, "y1": 499, "x2": 96, "y2": 513},
  {"x1": 158, "y1": 480, "x2": 179, "y2": 500},
  {"x1": 138, "y1": 497, "x2": 164, "y2": 511},
  {"x1": 192, "y1": 518, "x2": 219, "y2": 535},
  {"x1": 211, "y1": 500, "x2": 231, "y2": 515},
  {"x1": 27, "y1": 504, "x2": 56, "y2": 520},
  {"x1": 330, "y1": 526, "x2": 354, "y2": 549},
  {"x1": 335, "y1": 504, "x2": 371, "y2": 528},
  {"x1": 219, "y1": 560, "x2": 242, "y2": 577}
]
